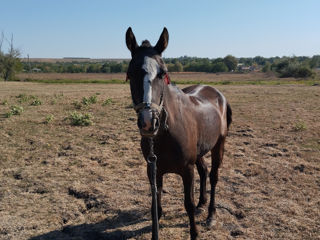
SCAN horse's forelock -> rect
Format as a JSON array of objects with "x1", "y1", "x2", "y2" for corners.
[{"x1": 141, "y1": 40, "x2": 152, "y2": 48}]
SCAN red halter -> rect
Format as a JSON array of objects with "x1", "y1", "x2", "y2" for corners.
[{"x1": 163, "y1": 73, "x2": 171, "y2": 85}]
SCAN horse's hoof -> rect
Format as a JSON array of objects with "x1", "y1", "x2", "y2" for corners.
[
  {"x1": 195, "y1": 207, "x2": 205, "y2": 215},
  {"x1": 206, "y1": 217, "x2": 216, "y2": 227}
]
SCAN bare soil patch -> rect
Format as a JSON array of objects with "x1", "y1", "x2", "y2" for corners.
[{"x1": 0, "y1": 82, "x2": 319, "y2": 239}]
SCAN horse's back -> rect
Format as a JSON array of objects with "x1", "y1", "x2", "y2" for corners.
[{"x1": 183, "y1": 85, "x2": 226, "y2": 113}]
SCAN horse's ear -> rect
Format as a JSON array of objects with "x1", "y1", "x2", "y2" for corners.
[
  {"x1": 154, "y1": 27, "x2": 169, "y2": 55},
  {"x1": 126, "y1": 27, "x2": 138, "y2": 55}
]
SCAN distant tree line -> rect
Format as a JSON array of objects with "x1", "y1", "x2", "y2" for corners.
[
  {"x1": 20, "y1": 55, "x2": 320, "y2": 78},
  {"x1": 22, "y1": 61, "x2": 129, "y2": 74}
]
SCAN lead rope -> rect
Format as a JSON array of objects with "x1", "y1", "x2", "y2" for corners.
[{"x1": 147, "y1": 137, "x2": 159, "y2": 240}]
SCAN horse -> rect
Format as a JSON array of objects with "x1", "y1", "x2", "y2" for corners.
[{"x1": 125, "y1": 27, "x2": 232, "y2": 240}]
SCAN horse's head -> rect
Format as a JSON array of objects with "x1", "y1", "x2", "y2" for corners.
[{"x1": 126, "y1": 27, "x2": 169, "y2": 137}]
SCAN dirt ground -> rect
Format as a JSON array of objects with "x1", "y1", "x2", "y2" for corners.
[{"x1": 0, "y1": 82, "x2": 319, "y2": 240}]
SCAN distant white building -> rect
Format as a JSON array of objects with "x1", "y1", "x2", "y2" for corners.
[{"x1": 31, "y1": 68, "x2": 41, "y2": 72}]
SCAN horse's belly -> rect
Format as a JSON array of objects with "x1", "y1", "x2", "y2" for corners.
[{"x1": 196, "y1": 110, "x2": 221, "y2": 157}]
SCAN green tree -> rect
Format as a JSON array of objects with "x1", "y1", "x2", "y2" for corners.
[
  {"x1": 262, "y1": 62, "x2": 271, "y2": 72},
  {"x1": 168, "y1": 61, "x2": 183, "y2": 72},
  {"x1": 309, "y1": 55, "x2": 320, "y2": 68},
  {"x1": 101, "y1": 63, "x2": 111, "y2": 73},
  {"x1": 223, "y1": 55, "x2": 238, "y2": 72},
  {"x1": 211, "y1": 62, "x2": 228, "y2": 73},
  {"x1": 253, "y1": 56, "x2": 266, "y2": 65},
  {"x1": 0, "y1": 34, "x2": 21, "y2": 81}
]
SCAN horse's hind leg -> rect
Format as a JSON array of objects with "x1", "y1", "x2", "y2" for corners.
[
  {"x1": 196, "y1": 157, "x2": 208, "y2": 211},
  {"x1": 207, "y1": 136, "x2": 225, "y2": 227}
]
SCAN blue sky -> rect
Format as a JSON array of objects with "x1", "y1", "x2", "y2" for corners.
[{"x1": 1, "y1": 0, "x2": 319, "y2": 58}]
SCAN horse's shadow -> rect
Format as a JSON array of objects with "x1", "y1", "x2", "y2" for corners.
[{"x1": 29, "y1": 209, "x2": 152, "y2": 240}]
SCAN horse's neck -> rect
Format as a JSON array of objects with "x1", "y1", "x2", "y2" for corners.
[{"x1": 163, "y1": 84, "x2": 187, "y2": 127}]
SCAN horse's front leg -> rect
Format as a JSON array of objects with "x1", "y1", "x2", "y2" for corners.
[
  {"x1": 182, "y1": 165, "x2": 198, "y2": 240},
  {"x1": 147, "y1": 166, "x2": 163, "y2": 218},
  {"x1": 156, "y1": 173, "x2": 163, "y2": 219}
]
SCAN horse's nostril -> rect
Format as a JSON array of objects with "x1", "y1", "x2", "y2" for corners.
[{"x1": 150, "y1": 117, "x2": 159, "y2": 131}]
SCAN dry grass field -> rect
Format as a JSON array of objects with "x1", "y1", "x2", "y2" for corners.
[
  {"x1": 0, "y1": 80, "x2": 319, "y2": 239},
  {"x1": 16, "y1": 71, "x2": 319, "y2": 85}
]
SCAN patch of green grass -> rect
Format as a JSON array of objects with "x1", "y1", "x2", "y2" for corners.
[
  {"x1": 13, "y1": 75, "x2": 320, "y2": 86},
  {"x1": 172, "y1": 78, "x2": 320, "y2": 86},
  {"x1": 30, "y1": 98, "x2": 42, "y2": 106},
  {"x1": 44, "y1": 114, "x2": 54, "y2": 124},
  {"x1": 16, "y1": 93, "x2": 29, "y2": 103},
  {"x1": 82, "y1": 95, "x2": 98, "y2": 106},
  {"x1": 1, "y1": 100, "x2": 8, "y2": 105},
  {"x1": 102, "y1": 98, "x2": 113, "y2": 106},
  {"x1": 16, "y1": 94, "x2": 38, "y2": 104},
  {"x1": 68, "y1": 111, "x2": 93, "y2": 126},
  {"x1": 5, "y1": 105, "x2": 24, "y2": 118},
  {"x1": 293, "y1": 120, "x2": 307, "y2": 132},
  {"x1": 21, "y1": 78, "x2": 127, "y2": 84}
]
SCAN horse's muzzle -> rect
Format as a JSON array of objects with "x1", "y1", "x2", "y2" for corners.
[{"x1": 137, "y1": 109, "x2": 160, "y2": 137}]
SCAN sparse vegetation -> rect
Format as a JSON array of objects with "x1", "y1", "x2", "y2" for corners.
[
  {"x1": 68, "y1": 111, "x2": 93, "y2": 126},
  {"x1": 5, "y1": 105, "x2": 23, "y2": 117},
  {"x1": 82, "y1": 95, "x2": 98, "y2": 105},
  {"x1": 44, "y1": 114, "x2": 54, "y2": 124},
  {"x1": 102, "y1": 98, "x2": 113, "y2": 106},
  {"x1": 293, "y1": 120, "x2": 307, "y2": 131},
  {"x1": 30, "y1": 98, "x2": 42, "y2": 106}
]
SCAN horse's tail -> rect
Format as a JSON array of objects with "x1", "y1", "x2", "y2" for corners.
[{"x1": 226, "y1": 102, "x2": 232, "y2": 130}]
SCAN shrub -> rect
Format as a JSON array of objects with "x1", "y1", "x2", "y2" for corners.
[
  {"x1": 293, "y1": 121, "x2": 307, "y2": 131},
  {"x1": 275, "y1": 59, "x2": 315, "y2": 78},
  {"x1": 81, "y1": 95, "x2": 97, "y2": 105},
  {"x1": 44, "y1": 114, "x2": 54, "y2": 124},
  {"x1": 30, "y1": 98, "x2": 42, "y2": 106},
  {"x1": 262, "y1": 62, "x2": 271, "y2": 72},
  {"x1": 16, "y1": 93, "x2": 29, "y2": 103},
  {"x1": 68, "y1": 111, "x2": 93, "y2": 126},
  {"x1": 89, "y1": 95, "x2": 97, "y2": 104},
  {"x1": 296, "y1": 65, "x2": 314, "y2": 78},
  {"x1": 102, "y1": 98, "x2": 113, "y2": 106},
  {"x1": 5, "y1": 105, "x2": 24, "y2": 118}
]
